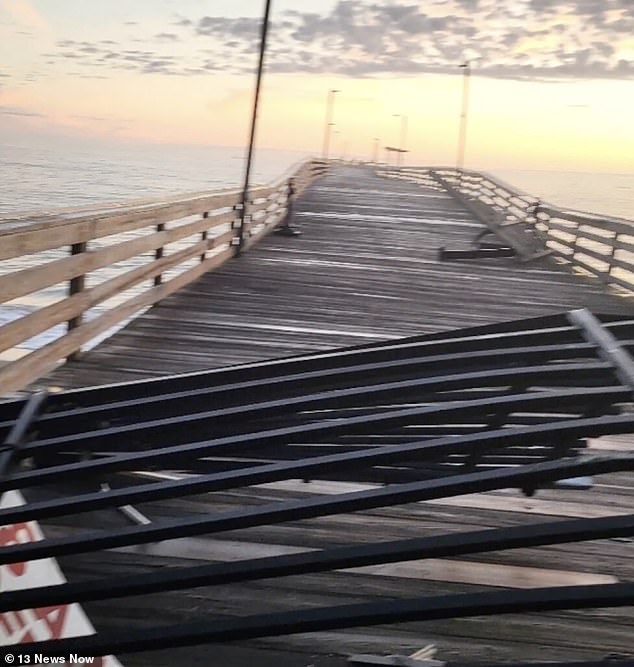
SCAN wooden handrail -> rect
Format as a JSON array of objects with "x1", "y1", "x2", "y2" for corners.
[
  {"x1": 0, "y1": 158, "x2": 328, "y2": 396},
  {"x1": 378, "y1": 164, "x2": 634, "y2": 295}
]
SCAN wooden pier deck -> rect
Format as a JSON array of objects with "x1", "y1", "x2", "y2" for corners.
[
  {"x1": 4, "y1": 165, "x2": 634, "y2": 667},
  {"x1": 45, "y1": 165, "x2": 632, "y2": 390}
]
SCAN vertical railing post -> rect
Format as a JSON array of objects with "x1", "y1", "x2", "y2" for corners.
[
  {"x1": 201, "y1": 212, "x2": 209, "y2": 262},
  {"x1": 603, "y1": 232, "x2": 618, "y2": 284},
  {"x1": 570, "y1": 222, "x2": 581, "y2": 267},
  {"x1": 154, "y1": 223, "x2": 165, "y2": 286},
  {"x1": 67, "y1": 241, "x2": 87, "y2": 361}
]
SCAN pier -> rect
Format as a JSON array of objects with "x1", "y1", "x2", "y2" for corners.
[
  {"x1": 2, "y1": 163, "x2": 633, "y2": 391},
  {"x1": 1, "y1": 164, "x2": 634, "y2": 666}
]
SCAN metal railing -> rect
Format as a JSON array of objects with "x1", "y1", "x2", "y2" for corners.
[{"x1": 0, "y1": 310, "x2": 633, "y2": 663}]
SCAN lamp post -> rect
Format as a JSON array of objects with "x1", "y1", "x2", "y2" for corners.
[
  {"x1": 236, "y1": 0, "x2": 272, "y2": 255},
  {"x1": 457, "y1": 61, "x2": 471, "y2": 174},
  {"x1": 322, "y1": 89, "x2": 340, "y2": 159},
  {"x1": 392, "y1": 113, "x2": 408, "y2": 167}
]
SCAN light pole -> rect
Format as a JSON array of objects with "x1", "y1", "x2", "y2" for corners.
[
  {"x1": 457, "y1": 61, "x2": 471, "y2": 173},
  {"x1": 392, "y1": 113, "x2": 408, "y2": 167},
  {"x1": 322, "y1": 89, "x2": 340, "y2": 159},
  {"x1": 372, "y1": 137, "x2": 379, "y2": 164},
  {"x1": 237, "y1": 0, "x2": 272, "y2": 255}
]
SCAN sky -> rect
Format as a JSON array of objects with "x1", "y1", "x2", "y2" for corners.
[{"x1": 1, "y1": 0, "x2": 633, "y2": 172}]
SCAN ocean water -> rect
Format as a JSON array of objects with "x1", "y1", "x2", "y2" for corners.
[
  {"x1": 0, "y1": 142, "x2": 312, "y2": 216},
  {"x1": 1, "y1": 143, "x2": 633, "y2": 361},
  {"x1": 0, "y1": 142, "x2": 316, "y2": 360},
  {"x1": 488, "y1": 168, "x2": 634, "y2": 221},
  {"x1": 1, "y1": 142, "x2": 632, "y2": 219}
]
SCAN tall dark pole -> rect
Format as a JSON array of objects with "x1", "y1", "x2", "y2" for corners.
[
  {"x1": 457, "y1": 61, "x2": 470, "y2": 174},
  {"x1": 236, "y1": 0, "x2": 272, "y2": 255},
  {"x1": 322, "y1": 89, "x2": 339, "y2": 159}
]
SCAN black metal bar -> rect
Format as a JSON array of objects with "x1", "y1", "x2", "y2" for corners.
[
  {"x1": 236, "y1": 0, "x2": 272, "y2": 255},
  {"x1": 14, "y1": 582, "x2": 634, "y2": 656},
  {"x1": 15, "y1": 316, "x2": 629, "y2": 415},
  {"x1": 9, "y1": 314, "x2": 630, "y2": 415},
  {"x1": 15, "y1": 341, "x2": 602, "y2": 435},
  {"x1": 569, "y1": 308, "x2": 634, "y2": 393},
  {"x1": 2, "y1": 388, "x2": 629, "y2": 496},
  {"x1": 438, "y1": 247, "x2": 515, "y2": 260},
  {"x1": 2, "y1": 451, "x2": 634, "y2": 564},
  {"x1": 15, "y1": 320, "x2": 591, "y2": 409},
  {"x1": 15, "y1": 361, "x2": 617, "y2": 458},
  {"x1": 2, "y1": 512, "x2": 633, "y2": 613},
  {"x1": 0, "y1": 390, "x2": 47, "y2": 478},
  {"x1": 0, "y1": 387, "x2": 627, "y2": 523}
]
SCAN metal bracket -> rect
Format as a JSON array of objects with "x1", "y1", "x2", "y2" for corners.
[
  {"x1": 568, "y1": 308, "x2": 634, "y2": 393},
  {"x1": 274, "y1": 225, "x2": 302, "y2": 237},
  {"x1": 438, "y1": 246, "x2": 515, "y2": 261},
  {"x1": 0, "y1": 390, "x2": 48, "y2": 478}
]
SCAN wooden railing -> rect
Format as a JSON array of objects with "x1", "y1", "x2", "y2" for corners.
[
  {"x1": 0, "y1": 158, "x2": 327, "y2": 395},
  {"x1": 379, "y1": 165, "x2": 634, "y2": 293}
]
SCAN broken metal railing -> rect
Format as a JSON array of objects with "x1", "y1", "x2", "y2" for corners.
[{"x1": 1, "y1": 310, "x2": 634, "y2": 662}]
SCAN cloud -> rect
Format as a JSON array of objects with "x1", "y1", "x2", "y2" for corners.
[
  {"x1": 48, "y1": 42, "x2": 187, "y2": 76},
  {"x1": 172, "y1": 15, "x2": 192, "y2": 27},
  {"x1": 0, "y1": 105, "x2": 45, "y2": 117},
  {"x1": 155, "y1": 32, "x2": 179, "y2": 42},
  {"x1": 195, "y1": 15, "x2": 260, "y2": 37},
  {"x1": 41, "y1": 0, "x2": 634, "y2": 82},
  {"x1": 184, "y1": 0, "x2": 634, "y2": 81},
  {"x1": 71, "y1": 114, "x2": 107, "y2": 121}
]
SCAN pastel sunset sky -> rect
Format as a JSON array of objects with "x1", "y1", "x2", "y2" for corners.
[{"x1": 1, "y1": 0, "x2": 633, "y2": 172}]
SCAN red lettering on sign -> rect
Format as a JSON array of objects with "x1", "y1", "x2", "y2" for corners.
[
  {"x1": 32, "y1": 605, "x2": 69, "y2": 639},
  {"x1": 0, "y1": 522, "x2": 39, "y2": 576},
  {"x1": 0, "y1": 610, "x2": 35, "y2": 643}
]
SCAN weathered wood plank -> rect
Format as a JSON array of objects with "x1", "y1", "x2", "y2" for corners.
[
  {"x1": 541, "y1": 205, "x2": 634, "y2": 234},
  {"x1": 0, "y1": 212, "x2": 234, "y2": 304},
  {"x1": 0, "y1": 232, "x2": 234, "y2": 354},
  {"x1": 0, "y1": 192, "x2": 239, "y2": 260},
  {"x1": 0, "y1": 247, "x2": 234, "y2": 393}
]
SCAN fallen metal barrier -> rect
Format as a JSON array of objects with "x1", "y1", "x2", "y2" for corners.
[{"x1": 1, "y1": 309, "x2": 634, "y2": 663}]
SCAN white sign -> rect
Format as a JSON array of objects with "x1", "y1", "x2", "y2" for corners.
[{"x1": 1, "y1": 491, "x2": 123, "y2": 666}]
